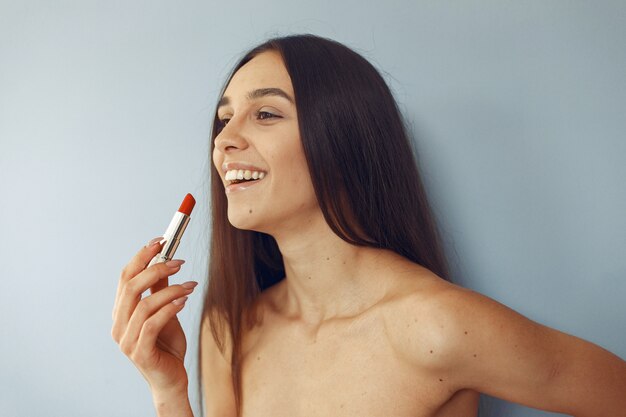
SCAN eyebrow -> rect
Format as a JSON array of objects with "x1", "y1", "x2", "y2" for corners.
[{"x1": 217, "y1": 87, "x2": 294, "y2": 108}]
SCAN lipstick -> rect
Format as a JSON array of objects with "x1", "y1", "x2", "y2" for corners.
[{"x1": 149, "y1": 193, "x2": 196, "y2": 268}]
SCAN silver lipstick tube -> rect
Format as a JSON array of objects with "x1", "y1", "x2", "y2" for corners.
[{"x1": 148, "y1": 211, "x2": 191, "y2": 267}]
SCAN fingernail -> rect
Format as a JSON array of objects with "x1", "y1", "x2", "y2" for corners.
[
  {"x1": 165, "y1": 259, "x2": 185, "y2": 268},
  {"x1": 173, "y1": 296, "x2": 188, "y2": 306},
  {"x1": 146, "y1": 237, "x2": 164, "y2": 247},
  {"x1": 181, "y1": 281, "x2": 198, "y2": 290}
]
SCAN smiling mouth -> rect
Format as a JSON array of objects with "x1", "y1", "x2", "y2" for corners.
[{"x1": 225, "y1": 169, "x2": 266, "y2": 186}]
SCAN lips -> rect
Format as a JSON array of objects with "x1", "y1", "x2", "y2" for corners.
[
  {"x1": 221, "y1": 162, "x2": 268, "y2": 194},
  {"x1": 225, "y1": 174, "x2": 266, "y2": 193},
  {"x1": 225, "y1": 169, "x2": 266, "y2": 184}
]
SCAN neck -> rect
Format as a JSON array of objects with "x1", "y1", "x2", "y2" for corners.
[{"x1": 269, "y1": 211, "x2": 392, "y2": 325}]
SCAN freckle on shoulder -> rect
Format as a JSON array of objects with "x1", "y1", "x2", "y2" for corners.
[{"x1": 380, "y1": 264, "x2": 478, "y2": 353}]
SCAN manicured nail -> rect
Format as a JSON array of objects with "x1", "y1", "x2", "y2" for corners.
[
  {"x1": 181, "y1": 281, "x2": 198, "y2": 290},
  {"x1": 165, "y1": 259, "x2": 185, "y2": 268},
  {"x1": 146, "y1": 237, "x2": 164, "y2": 247},
  {"x1": 172, "y1": 296, "x2": 188, "y2": 306}
]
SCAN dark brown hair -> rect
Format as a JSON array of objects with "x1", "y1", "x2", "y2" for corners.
[{"x1": 199, "y1": 34, "x2": 450, "y2": 415}]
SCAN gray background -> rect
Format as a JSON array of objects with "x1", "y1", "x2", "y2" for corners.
[{"x1": 1, "y1": 1, "x2": 624, "y2": 416}]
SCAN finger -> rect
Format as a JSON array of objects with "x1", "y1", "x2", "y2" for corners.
[
  {"x1": 150, "y1": 273, "x2": 169, "y2": 295},
  {"x1": 114, "y1": 260, "x2": 183, "y2": 325},
  {"x1": 112, "y1": 261, "x2": 184, "y2": 341},
  {"x1": 122, "y1": 282, "x2": 197, "y2": 348},
  {"x1": 149, "y1": 260, "x2": 177, "y2": 295},
  {"x1": 113, "y1": 237, "x2": 164, "y2": 318},
  {"x1": 136, "y1": 296, "x2": 190, "y2": 362},
  {"x1": 121, "y1": 237, "x2": 165, "y2": 284}
]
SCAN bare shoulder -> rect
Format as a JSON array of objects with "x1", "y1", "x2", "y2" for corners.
[
  {"x1": 379, "y1": 261, "x2": 626, "y2": 415},
  {"x1": 385, "y1": 260, "x2": 553, "y2": 368},
  {"x1": 378, "y1": 264, "x2": 473, "y2": 366},
  {"x1": 377, "y1": 260, "x2": 537, "y2": 373},
  {"x1": 200, "y1": 309, "x2": 237, "y2": 416},
  {"x1": 201, "y1": 308, "x2": 234, "y2": 364}
]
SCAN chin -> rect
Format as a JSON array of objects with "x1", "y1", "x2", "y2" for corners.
[{"x1": 227, "y1": 208, "x2": 264, "y2": 232}]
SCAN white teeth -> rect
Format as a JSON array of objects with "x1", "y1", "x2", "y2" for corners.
[{"x1": 224, "y1": 169, "x2": 267, "y2": 182}]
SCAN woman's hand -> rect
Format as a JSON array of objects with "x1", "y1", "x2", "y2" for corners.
[{"x1": 111, "y1": 237, "x2": 198, "y2": 396}]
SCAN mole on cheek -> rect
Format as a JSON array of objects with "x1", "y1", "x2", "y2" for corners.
[{"x1": 249, "y1": 209, "x2": 253, "y2": 214}]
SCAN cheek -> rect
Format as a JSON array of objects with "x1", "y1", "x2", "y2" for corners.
[
  {"x1": 267, "y1": 145, "x2": 311, "y2": 188},
  {"x1": 212, "y1": 147, "x2": 224, "y2": 174},
  {"x1": 283, "y1": 158, "x2": 317, "y2": 206}
]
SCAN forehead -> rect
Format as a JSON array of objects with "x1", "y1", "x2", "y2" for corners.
[{"x1": 223, "y1": 51, "x2": 294, "y2": 97}]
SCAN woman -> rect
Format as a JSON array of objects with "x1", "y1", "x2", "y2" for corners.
[{"x1": 111, "y1": 34, "x2": 626, "y2": 417}]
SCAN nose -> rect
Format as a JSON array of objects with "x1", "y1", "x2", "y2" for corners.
[{"x1": 214, "y1": 116, "x2": 249, "y2": 154}]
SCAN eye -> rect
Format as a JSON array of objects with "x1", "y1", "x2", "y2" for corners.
[
  {"x1": 256, "y1": 111, "x2": 281, "y2": 121},
  {"x1": 216, "y1": 117, "x2": 230, "y2": 133}
]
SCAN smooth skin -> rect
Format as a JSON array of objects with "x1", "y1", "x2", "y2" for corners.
[{"x1": 113, "y1": 51, "x2": 626, "y2": 417}]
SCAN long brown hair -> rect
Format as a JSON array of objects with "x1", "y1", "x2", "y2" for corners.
[{"x1": 199, "y1": 34, "x2": 450, "y2": 415}]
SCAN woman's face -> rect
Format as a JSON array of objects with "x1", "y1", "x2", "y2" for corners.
[{"x1": 212, "y1": 51, "x2": 319, "y2": 234}]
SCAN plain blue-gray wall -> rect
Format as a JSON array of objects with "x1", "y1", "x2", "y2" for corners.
[{"x1": 0, "y1": 1, "x2": 624, "y2": 416}]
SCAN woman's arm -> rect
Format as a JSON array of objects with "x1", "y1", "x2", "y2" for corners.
[
  {"x1": 395, "y1": 283, "x2": 626, "y2": 416},
  {"x1": 152, "y1": 388, "x2": 194, "y2": 417}
]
